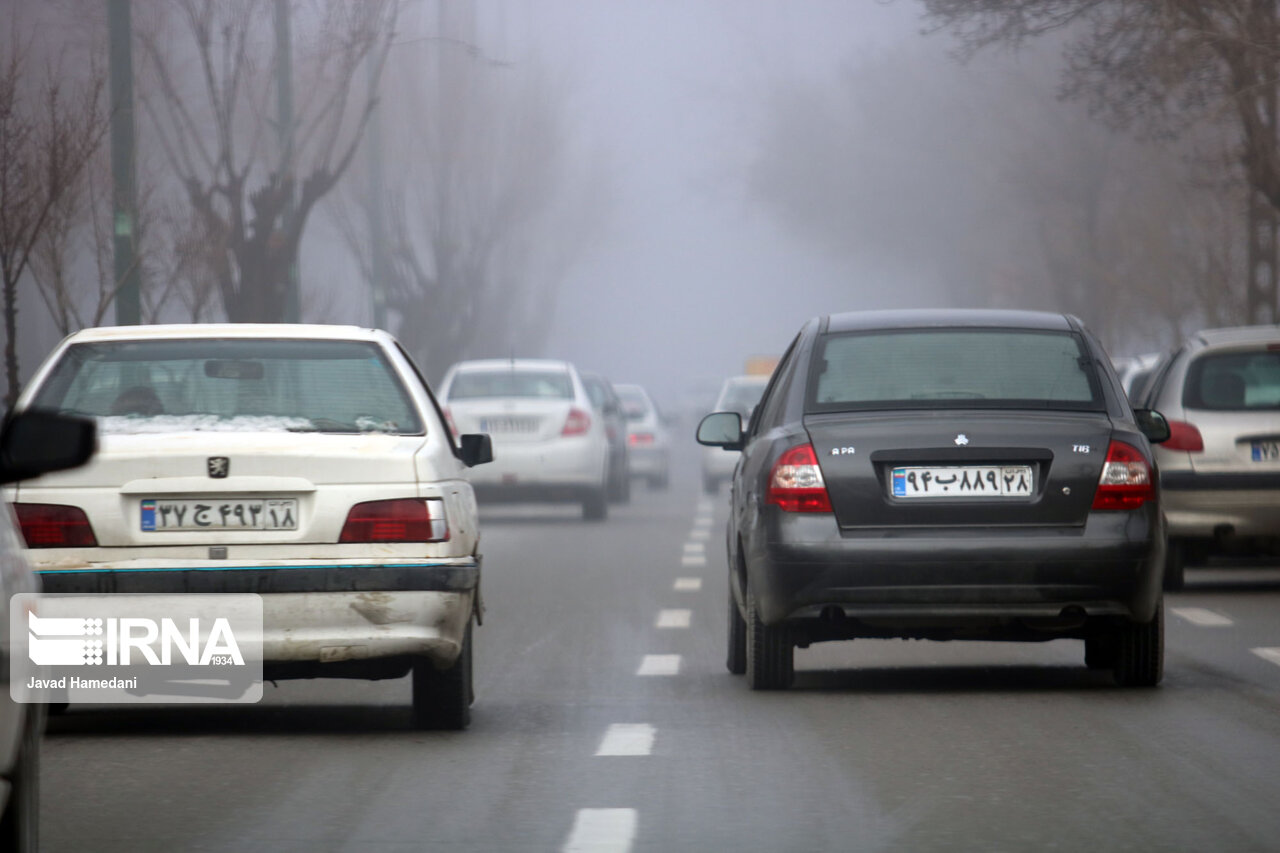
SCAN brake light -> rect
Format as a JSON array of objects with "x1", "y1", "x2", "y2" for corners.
[
  {"x1": 766, "y1": 444, "x2": 832, "y2": 512},
  {"x1": 1092, "y1": 440, "x2": 1155, "y2": 510},
  {"x1": 1162, "y1": 420, "x2": 1204, "y2": 452},
  {"x1": 628, "y1": 432, "x2": 654, "y2": 446},
  {"x1": 562, "y1": 407, "x2": 591, "y2": 436},
  {"x1": 339, "y1": 498, "x2": 448, "y2": 542},
  {"x1": 14, "y1": 503, "x2": 97, "y2": 547}
]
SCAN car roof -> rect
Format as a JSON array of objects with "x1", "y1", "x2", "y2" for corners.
[
  {"x1": 450, "y1": 358, "x2": 572, "y2": 372},
  {"x1": 61, "y1": 323, "x2": 389, "y2": 343},
  {"x1": 822, "y1": 308, "x2": 1076, "y2": 334},
  {"x1": 1187, "y1": 325, "x2": 1280, "y2": 349}
]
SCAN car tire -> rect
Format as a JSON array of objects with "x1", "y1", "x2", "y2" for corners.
[
  {"x1": 412, "y1": 622, "x2": 473, "y2": 730},
  {"x1": 607, "y1": 461, "x2": 630, "y2": 504},
  {"x1": 727, "y1": 576, "x2": 747, "y2": 675},
  {"x1": 745, "y1": 587, "x2": 793, "y2": 690},
  {"x1": 582, "y1": 488, "x2": 608, "y2": 521},
  {"x1": 0, "y1": 705, "x2": 41, "y2": 853},
  {"x1": 648, "y1": 471, "x2": 668, "y2": 490},
  {"x1": 1084, "y1": 632, "x2": 1117, "y2": 670},
  {"x1": 1112, "y1": 603, "x2": 1164, "y2": 687},
  {"x1": 1163, "y1": 539, "x2": 1186, "y2": 592},
  {"x1": 702, "y1": 474, "x2": 718, "y2": 496}
]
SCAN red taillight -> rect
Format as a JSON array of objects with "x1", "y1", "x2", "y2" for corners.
[
  {"x1": 766, "y1": 443, "x2": 833, "y2": 513},
  {"x1": 628, "y1": 432, "x2": 654, "y2": 446},
  {"x1": 339, "y1": 498, "x2": 448, "y2": 543},
  {"x1": 1092, "y1": 440, "x2": 1156, "y2": 511},
  {"x1": 1162, "y1": 420, "x2": 1204, "y2": 452},
  {"x1": 14, "y1": 503, "x2": 97, "y2": 547},
  {"x1": 562, "y1": 407, "x2": 591, "y2": 437}
]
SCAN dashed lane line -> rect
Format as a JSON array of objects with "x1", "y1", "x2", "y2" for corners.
[
  {"x1": 682, "y1": 541, "x2": 705, "y2": 553},
  {"x1": 595, "y1": 724, "x2": 655, "y2": 757},
  {"x1": 1171, "y1": 607, "x2": 1234, "y2": 627},
  {"x1": 690, "y1": 527, "x2": 710, "y2": 540},
  {"x1": 673, "y1": 577, "x2": 702, "y2": 591},
  {"x1": 680, "y1": 555, "x2": 707, "y2": 567},
  {"x1": 1252, "y1": 648, "x2": 1280, "y2": 667},
  {"x1": 562, "y1": 808, "x2": 637, "y2": 853},
  {"x1": 656, "y1": 609, "x2": 691, "y2": 629},
  {"x1": 692, "y1": 515, "x2": 712, "y2": 528},
  {"x1": 636, "y1": 654, "x2": 681, "y2": 676}
]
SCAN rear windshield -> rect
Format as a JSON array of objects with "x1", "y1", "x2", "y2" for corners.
[
  {"x1": 1184, "y1": 350, "x2": 1280, "y2": 410},
  {"x1": 615, "y1": 387, "x2": 651, "y2": 419},
  {"x1": 30, "y1": 338, "x2": 423, "y2": 435},
  {"x1": 808, "y1": 329, "x2": 1103, "y2": 412},
  {"x1": 447, "y1": 369, "x2": 573, "y2": 400}
]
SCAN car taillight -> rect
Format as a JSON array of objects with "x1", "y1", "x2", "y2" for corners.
[
  {"x1": 628, "y1": 432, "x2": 654, "y2": 446},
  {"x1": 14, "y1": 503, "x2": 97, "y2": 547},
  {"x1": 1162, "y1": 420, "x2": 1204, "y2": 452},
  {"x1": 339, "y1": 498, "x2": 448, "y2": 543},
  {"x1": 442, "y1": 406, "x2": 459, "y2": 439},
  {"x1": 562, "y1": 407, "x2": 591, "y2": 436},
  {"x1": 766, "y1": 443, "x2": 832, "y2": 513},
  {"x1": 1092, "y1": 440, "x2": 1156, "y2": 510}
]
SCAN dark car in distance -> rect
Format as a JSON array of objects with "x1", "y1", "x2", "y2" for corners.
[{"x1": 697, "y1": 309, "x2": 1172, "y2": 690}]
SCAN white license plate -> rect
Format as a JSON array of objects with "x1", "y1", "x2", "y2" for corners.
[
  {"x1": 479, "y1": 416, "x2": 537, "y2": 434},
  {"x1": 140, "y1": 499, "x2": 298, "y2": 531},
  {"x1": 890, "y1": 466, "x2": 1033, "y2": 499},
  {"x1": 1251, "y1": 441, "x2": 1280, "y2": 461}
]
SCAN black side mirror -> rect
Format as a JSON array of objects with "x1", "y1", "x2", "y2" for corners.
[
  {"x1": 1134, "y1": 409, "x2": 1171, "y2": 444},
  {"x1": 0, "y1": 409, "x2": 97, "y2": 485},
  {"x1": 696, "y1": 411, "x2": 744, "y2": 451},
  {"x1": 458, "y1": 433, "x2": 494, "y2": 467}
]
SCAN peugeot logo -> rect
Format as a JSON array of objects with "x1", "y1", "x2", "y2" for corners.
[
  {"x1": 954, "y1": 434, "x2": 970, "y2": 446},
  {"x1": 207, "y1": 457, "x2": 230, "y2": 478}
]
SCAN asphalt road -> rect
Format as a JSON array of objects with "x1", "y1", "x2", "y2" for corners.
[{"x1": 40, "y1": 445, "x2": 1280, "y2": 852}]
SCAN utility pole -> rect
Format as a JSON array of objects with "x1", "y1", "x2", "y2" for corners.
[
  {"x1": 108, "y1": 0, "x2": 140, "y2": 326},
  {"x1": 275, "y1": 0, "x2": 300, "y2": 323},
  {"x1": 1247, "y1": 0, "x2": 1279, "y2": 324},
  {"x1": 367, "y1": 78, "x2": 388, "y2": 330}
]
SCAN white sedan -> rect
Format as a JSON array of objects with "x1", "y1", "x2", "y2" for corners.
[
  {"x1": 8, "y1": 324, "x2": 491, "y2": 729},
  {"x1": 439, "y1": 359, "x2": 613, "y2": 520}
]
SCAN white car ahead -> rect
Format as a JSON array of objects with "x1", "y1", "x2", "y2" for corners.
[
  {"x1": 8, "y1": 324, "x2": 491, "y2": 730},
  {"x1": 701, "y1": 375, "x2": 769, "y2": 494},
  {"x1": 614, "y1": 383, "x2": 670, "y2": 489},
  {"x1": 439, "y1": 359, "x2": 612, "y2": 520}
]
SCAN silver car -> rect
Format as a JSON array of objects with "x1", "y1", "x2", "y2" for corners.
[{"x1": 1137, "y1": 326, "x2": 1280, "y2": 589}]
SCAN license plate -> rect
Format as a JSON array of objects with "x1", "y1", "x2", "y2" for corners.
[
  {"x1": 479, "y1": 416, "x2": 537, "y2": 434},
  {"x1": 1251, "y1": 440, "x2": 1280, "y2": 461},
  {"x1": 140, "y1": 499, "x2": 298, "y2": 531},
  {"x1": 890, "y1": 465, "x2": 1033, "y2": 498}
]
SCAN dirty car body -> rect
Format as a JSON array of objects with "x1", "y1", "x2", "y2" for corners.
[
  {"x1": 7, "y1": 324, "x2": 491, "y2": 729},
  {"x1": 699, "y1": 309, "x2": 1169, "y2": 690}
]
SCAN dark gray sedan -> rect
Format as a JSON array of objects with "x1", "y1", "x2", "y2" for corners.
[{"x1": 697, "y1": 309, "x2": 1172, "y2": 690}]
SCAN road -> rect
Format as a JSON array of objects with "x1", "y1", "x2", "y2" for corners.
[{"x1": 40, "y1": 446, "x2": 1280, "y2": 852}]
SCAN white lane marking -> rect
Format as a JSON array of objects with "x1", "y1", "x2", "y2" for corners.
[
  {"x1": 693, "y1": 515, "x2": 712, "y2": 528},
  {"x1": 696, "y1": 500, "x2": 712, "y2": 513},
  {"x1": 683, "y1": 541, "x2": 705, "y2": 553},
  {"x1": 656, "y1": 609, "x2": 691, "y2": 629},
  {"x1": 673, "y1": 577, "x2": 702, "y2": 591},
  {"x1": 562, "y1": 808, "x2": 637, "y2": 853},
  {"x1": 1252, "y1": 648, "x2": 1280, "y2": 667},
  {"x1": 680, "y1": 555, "x2": 707, "y2": 567},
  {"x1": 595, "y1": 724, "x2": 655, "y2": 757},
  {"x1": 1171, "y1": 607, "x2": 1233, "y2": 627},
  {"x1": 637, "y1": 654, "x2": 681, "y2": 676},
  {"x1": 690, "y1": 527, "x2": 710, "y2": 540}
]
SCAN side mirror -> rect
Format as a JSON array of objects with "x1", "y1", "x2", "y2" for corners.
[
  {"x1": 0, "y1": 409, "x2": 97, "y2": 485},
  {"x1": 696, "y1": 411, "x2": 744, "y2": 451},
  {"x1": 1134, "y1": 409, "x2": 1171, "y2": 444},
  {"x1": 458, "y1": 433, "x2": 494, "y2": 467}
]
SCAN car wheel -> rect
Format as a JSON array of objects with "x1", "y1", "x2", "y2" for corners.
[
  {"x1": 727, "y1": 576, "x2": 747, "y2": 675},
  {"x1": 648, "y1": 471, "x2": 668, "y2": 490},
  {"x1": 745, "y1": 587, "x2": 793, "y2": 689},
  {"x1": 412, "y1": 622, "x2": 473, "y2": 730},
  {"x1": 1084, "y1": 632, "x2": 1117, "y2": 670},
  {"x1": 0, "y1": 705, "x2": 41, "y2": 852},
  {"x1": 1112, "y1": 603, "x2": 1164, "y2": 687},
  {"x1": 582, "y1": 487, "x2": 608, "y2": 521},
  {"x1": 1163, "y1": 539, "x2": 1186, "y2": 592}
]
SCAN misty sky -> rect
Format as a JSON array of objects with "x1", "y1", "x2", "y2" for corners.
[{"x1": 491, "y1": 1, "x2": 938, "y2": 408}]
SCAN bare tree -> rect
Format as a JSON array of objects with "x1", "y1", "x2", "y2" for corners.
[
  {"x1": 0, "y1": 29, "x2": 108, "y2": 406},
  {"x1": 136, "y1": 0, "x2": 397, "y2": 323}
]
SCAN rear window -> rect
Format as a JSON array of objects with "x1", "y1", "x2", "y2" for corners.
[
  {"x1": 808, "y1": 329, "x2": 1103, "y2": 412},
  {"x1": 448, "y1": 370, "x2": 573, "y2": 400},
  {"x1": 716, "y1": 380, "x2": 767, "y2": 415},
  {"x1": 615, "y1": 387, "x2": 651, "y2": 419},
  {"x1": 30, "y1": 338, "x2": 423, "y2": 434},
  {"x1": 1183, "y1": 350, "x2": 1280, "y2": 410}
]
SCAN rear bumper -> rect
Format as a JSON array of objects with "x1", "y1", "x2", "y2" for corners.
[
  {"x1": 468, "y1": 437, "x2": 604, "y2": 489},
  {"x1": 627, "y1": 445, "x2": 668, "y2": 476},
  {"x1": 36, "y1": 560, "x2": 478, "y2": 669},
  {"x1": 744, "y1": 510, "x2": 1164, "y2": 630},
  {"x1": 1160, "y1": 472, "x2": 1280, "y2": 538}
]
